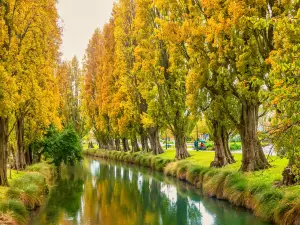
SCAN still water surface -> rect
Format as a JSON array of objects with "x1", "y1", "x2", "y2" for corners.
[{"x1": 30, "y1": 158, "x2": 272, "y2": 225}]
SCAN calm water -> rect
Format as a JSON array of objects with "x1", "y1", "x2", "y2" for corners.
[{"x1": 30, "y1": 158, "x2": 272, "y2": 225}]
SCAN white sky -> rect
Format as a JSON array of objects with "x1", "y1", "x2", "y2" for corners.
[{"x1": 57, "y1": 0, "x2": 116, "y2": 62}]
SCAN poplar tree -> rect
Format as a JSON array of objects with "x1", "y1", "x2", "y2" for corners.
[{"x1": 268, "y1": 2, "x2": 300, "y2": 184}]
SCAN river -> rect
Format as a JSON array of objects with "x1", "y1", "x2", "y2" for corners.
[{"x1": 29, "y1": 158, "x2": 272, "y2": 225}]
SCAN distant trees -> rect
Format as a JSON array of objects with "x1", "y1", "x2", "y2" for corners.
[{"x1": 57, "y1": 57, "x2": 88, "y2": 139}]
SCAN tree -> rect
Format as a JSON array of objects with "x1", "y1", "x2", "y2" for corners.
[
  {"x1": 43, "y1": 126, "x2": 83, "y2": 167},
  {"x1": 134, "y1": 0, "x2": 165, "y2": 155},
  {"x1": 113, "y1": 0, "x2": 143, "y2": 153},
  {"x1": 267, "y1": 2, "x2": 300, "y2": 184},
  {"x1": 83, "y1": 24, "x2": 117, "y2": 150},
  {"x1": 134, "y1": 0, "x2": 195, "y2": 159}
]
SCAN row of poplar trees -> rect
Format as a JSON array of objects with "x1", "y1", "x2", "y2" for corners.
[
  {"x1": 84, "y1": 0, "x2": 300, "y2": 177},
  {"x1": 0, "y1": 0, "x2": 61, "y2": 186},
  {"x1": 0, "y1": 1, "x2": 87, "y2": 186}
]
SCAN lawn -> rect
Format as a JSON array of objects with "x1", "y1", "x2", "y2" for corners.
[{"x1": 159, "y1": 149, "x2": 288, "y2": 186}]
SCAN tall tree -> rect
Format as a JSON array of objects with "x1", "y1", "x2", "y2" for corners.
[
  {"x1": 84, "y1": 24, "x2": 117, "y2": 150},
  {"x1": 267, "y1": 1, "x2": 300, "y2": 184},
  {"x1": 113, "y1": 0, "x2": 142, "y2": 152},
  {"x1": 149, "y1": 0, "x2": 197, "y2": 159},
  {"x1": 57, "y1": 57, "x2": 87, "y2": 138},
  {"x1": 134, "y1": 0, "x2": 164, "y2": 154}
]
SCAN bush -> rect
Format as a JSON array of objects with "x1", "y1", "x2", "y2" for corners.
[
  {"x1": 230, "y1": 142, "x2": 242, "y2": 151},
  {"x1": 43, "y1": 126, "x2": 83, "y2": 166}
]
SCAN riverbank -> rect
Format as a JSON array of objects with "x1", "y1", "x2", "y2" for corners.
[
  {"x1": 0, "y1": 163, "x2": 56, "y2": 225},
  {"x1": 84, "y1": 148, "x2": 300, "y2": 225}
]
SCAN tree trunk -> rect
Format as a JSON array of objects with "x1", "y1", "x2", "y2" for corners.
[
  {"x1": 239, "y1": 102, "x2": 270, "y2": 171},
  {"x1": 282, "y1": 166, "x2": 295, "y2": 186},
  {"x1": 107, "y1": 138, "x2": 115, "y2": 150},
  {"x1": 174, "y1": 132, "x2": 190, "y2": 160},
  {"x1": 282, "y1": 157, "x2": 297, "y2": 185},
  {"x1": 210, "y1": 120, "x2": 235, "y2": 168},
  {"x1": 16, "y1": 116, "x2": 26, "y2": 170},
  {"x1": 148, "y1": 126, "x2": 164, "y2": 155},
  {"x1": 0, "y1": 117, "x2": 8, "y2": 186},
  {"x1": 115, "y1": 138, "x2": 121, "y2": 151},
  {"x1": 140, "y1": 132, "x2": 150, "y2": 152},
  {"x1": 25, "y1": 145, "x2": 33, "y2": 165},
  {"x1": 131, "y1": 134, "x2": 140, "y2": 153},
  {"x1": 121, "y1": 138, "x2": 130, "y2": 152}
]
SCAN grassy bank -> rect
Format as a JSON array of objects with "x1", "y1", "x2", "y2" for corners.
[
  {"x1": 0, "y1": 163, "x2": 55, "y2": 225},
  {"x1": 84, "y1": 148, "x2": 300, "y2": 225}
]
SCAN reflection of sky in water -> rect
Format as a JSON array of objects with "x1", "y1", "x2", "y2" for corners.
[
  {"x1": 121, "y1": 167, "x2": 124, "y2": 178},
  {"x1": 188, "y1": 197, "x2": 215, "y2": 225},
  {"x1": 137, "y1": 172, "x2": 143, "y2": 193},
  {"x1": 114, "y1": 165, "x2": 117, "y2": 179},
  {"x1": 76, "y1": 210, "x2": 81, "y2": 223},
  {"x1": 129, "y1": 169, "x2": 133, "y2": 182},
  {"x1": 92, "y1": 177, "x2": 96, "y2": 188},
  {"x1": 161, "y1": 183, "x2": 177, "y2": 204},
  {"x1": 90, "y1": 160, "x2": 100, "y2": 176}
]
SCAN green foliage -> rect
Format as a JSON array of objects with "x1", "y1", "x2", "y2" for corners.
[
  {"x1": 230, "y1": 142, "x2": 242, "y2": 151},
  {"x1": 43, "y1": 125, "x2": 83, "y2": 166},
  {"x1": 205, "y1": 141, "x2": 241, "y2": 151}
]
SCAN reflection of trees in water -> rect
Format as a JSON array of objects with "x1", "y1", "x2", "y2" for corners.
[
  {"x1": 91, "y1": 159, "x2": 270, "y2": 225},
  {"x1": 84, "y1": 159, "x2": 204, "y2": 225},
  {"x1": 30, "y1": 164, "x2": 87, "y2": 225},
  {"x1": 31, "y1": 159, "x2": 271, "y2": 225},
  {"x1": 31, "y1": 175, "x2": 84, "y2": 224}
]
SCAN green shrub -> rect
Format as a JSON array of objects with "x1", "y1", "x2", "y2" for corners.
[
  {"x1": 43, "y1": 125, "x2": 83, "y2": 166},
  {"x1": 230, "y1": 142, "x2": 242, "y2": 151}
]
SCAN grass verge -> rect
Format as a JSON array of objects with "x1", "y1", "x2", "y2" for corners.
[
  {"x1": 0, "y1": 163, "x2": 55, "y2": 225},
  {"x1": 84, "y1": 148, "x2": 300, "y2": 225}
]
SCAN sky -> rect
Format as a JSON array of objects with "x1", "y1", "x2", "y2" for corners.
[{"x1": 57, "y1": 0, "x2": 115, "y2": 62}]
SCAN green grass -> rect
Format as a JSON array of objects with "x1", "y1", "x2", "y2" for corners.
[
  {"x1": 84, "y1": 148, "x2": 299, "y2": 225},
  {"x1": 0, "y1": 163, "x2": 55, "y2": 225}
]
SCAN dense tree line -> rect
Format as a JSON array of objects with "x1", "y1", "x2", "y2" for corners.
[
  {"x1": 0, "y1": 0, "x2": 61, "y2": 185},
  {"x1": 83, "y1": 0, "x2": 300, "y2": 179},
  {"x1": 1, "y1": 0, "x2": 299, "y2": 187},
  {"x1": 0, "y1": 1, "x2": 85, "y2": 186}
]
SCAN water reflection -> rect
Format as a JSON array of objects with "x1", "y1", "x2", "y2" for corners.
[{"x1": 30, "y1": 158, "x2": 272, "y2": 225}]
